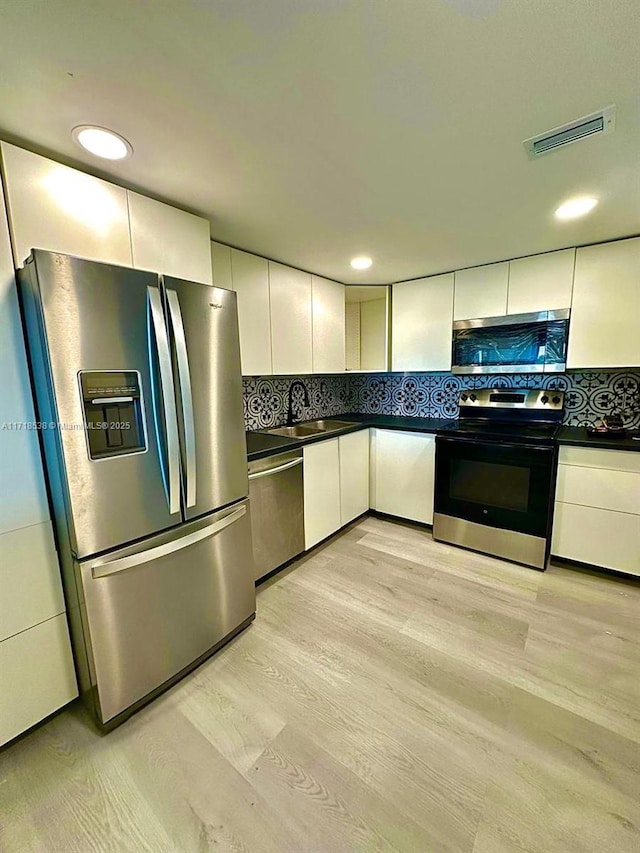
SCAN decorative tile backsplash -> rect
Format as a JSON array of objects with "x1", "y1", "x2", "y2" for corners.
[
  {"x1": 243, "y1": 370, "x2": 640, "y2": 430},
  {"x1": 350, "y1": 371, "x2": 640, "y2": 428},
  {"x1": 242, "y1": 375, "x2": 353, "y2": 431}
]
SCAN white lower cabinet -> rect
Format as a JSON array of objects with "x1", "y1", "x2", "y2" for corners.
[
  {"x1": 339, "y1": 430, "x2": 370, "y2": 525},
  {"x1": 304, "y1": 439, "x2": 342, "y2": 549},
  {"x1": 0, "y1": 614, "x2": 77, "y2": 746},
  {"x1": 370, "y1": 429, "x2": 436, "y2": 524},
  {"x1": 552, "y1": 446, "x2": 640, "y2": 576}
]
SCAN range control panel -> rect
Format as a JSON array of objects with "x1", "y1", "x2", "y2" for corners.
[
  {"x1": 458, "y1": 388, "x2": 565, "y2": 411},
  {"x1": 79, "y1": 371, "x2": 146, "y2": 460}
]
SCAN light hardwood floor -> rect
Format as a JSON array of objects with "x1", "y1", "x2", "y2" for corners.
[{"x1": 1, "y1": 515, "x2": 639, "y2": 852}]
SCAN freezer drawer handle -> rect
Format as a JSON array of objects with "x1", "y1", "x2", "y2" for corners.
[
  {"x1": 166, "y1": 288, "x2": 197, "y2": 508},
  {"x1": 147, "y1": 286, "x2": 181, "y2": 515},
  {"x1": 91, "y1": 505, "x2": 247, "y2": 579},
  {"x1": 248, "y1": 457, "x2": 303, "y2": 480}
]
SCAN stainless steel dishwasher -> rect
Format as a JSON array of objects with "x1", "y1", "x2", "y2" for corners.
[{"x1": 248, "y1": 449, "x2": 305, "y2": 581}]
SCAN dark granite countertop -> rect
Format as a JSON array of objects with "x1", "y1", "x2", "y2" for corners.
[
  {"x1": 246, "y1": 414, "x2": 456, "y2": 461},
  {"x1": 556, "y1": 426, "x2": 640, "y2": 453},
  {"x1": 247, "y1": 415, "x2": 640, "y2": 461}
]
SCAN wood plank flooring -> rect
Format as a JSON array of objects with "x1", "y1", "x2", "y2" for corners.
[{"x1": 1, "y1": 515, "x2": 639, "y2": 852}]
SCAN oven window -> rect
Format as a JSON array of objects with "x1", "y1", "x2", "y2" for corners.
[{"x1": 450, "y1": 459, "x2": 530, "y2": 512}]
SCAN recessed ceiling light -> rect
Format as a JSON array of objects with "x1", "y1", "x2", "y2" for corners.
[
  {"x1": 350, "y1": 256, "x2": 373, "y2": 270},
  {"x1": 554, "y1": 196, "x2": 598, "y2": 220},
  {"x1": 72, "y1": 125, "x2": 133, "y2": 160}
]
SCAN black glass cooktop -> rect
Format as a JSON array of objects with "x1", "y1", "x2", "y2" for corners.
[{"x1": 443, "y1": 419, "x2": 560, "y2": 445}]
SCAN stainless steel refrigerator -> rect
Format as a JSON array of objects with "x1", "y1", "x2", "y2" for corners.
[{"x1": 19, "y1": 250, "x2": 255, "y2": 728}]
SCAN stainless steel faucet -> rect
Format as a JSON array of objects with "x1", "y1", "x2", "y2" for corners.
[{"x1": 287, "y1": 380, "x2": 310, "y2": 425}]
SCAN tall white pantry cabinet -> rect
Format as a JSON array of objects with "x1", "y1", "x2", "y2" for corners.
[{"x1": 0, "y1": 142, "x2": 214, "y2": 745}]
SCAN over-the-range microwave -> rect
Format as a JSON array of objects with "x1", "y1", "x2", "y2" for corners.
[{"x1": 451, "y1": 309, "x2": 570, "y2": 374}]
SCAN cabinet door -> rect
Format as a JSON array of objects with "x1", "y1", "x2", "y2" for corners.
[
  {"x1": 231, "y1": 249, "x2": 272, "y2": 375},
  {"x1": 210, "y1": 240, "x2": 233, "y2": 290},
  {"x1": 370, "y1": 429, "x2": 435, "y2": 524},
  {"x1": 312, "y1": 275, "x2": 345, "y2": 373},
  {"x1": 339, "y1": 430, "x2": 369, "y2": 525},
  {"x1": 567, "y1": 237, "x2": 640, "y2": 369},
  {"x1": 128, "y1": 192, "x2": 212, "y2": 284},
  {"x1": 0, "y1": 522, "x2": 65, "y2": 643},
  {"x1": 392, "y1": 274, "x2": 454, "y2": 371},
  {"x1": 1, "y1": 142, "x2": 132, "y2": 268},
  {"x1": 304, "y1": 439, "x2": 341, "y2": 548},
  {"x1": 0, "y1": 183, "x2": 50, "y2": 533},
  {"x1": 507, "y1": 248, "x2": 575, "y2": 314},
  {"x1": 552, "y1": 503, "x2": 639, "y2": 576},
  {"x1": 270, "y1": 262, "x2": 313, "y2": 375},
  {"x1": 454, "y1": 262, "x2": 508, "y2": 320},
  {"x1": 0, "y1": 614, "x2": 77, "y2": 746}
]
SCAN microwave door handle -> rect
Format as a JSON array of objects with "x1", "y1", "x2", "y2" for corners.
[
  {"x1": 166, "y1": 289, "x2": 197, "y2": 508},
  {"x1": 147, "y1": 285, "x2": 181, "y2": 515}
]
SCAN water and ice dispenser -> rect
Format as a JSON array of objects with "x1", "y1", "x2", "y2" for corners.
[{"x1": 79, "y1": 371, "x2": 146, "y2": 459}]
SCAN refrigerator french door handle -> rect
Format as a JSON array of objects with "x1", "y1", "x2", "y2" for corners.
[
  {"x1": 166, "y1": 288, "x2": 197, "y2": 508},
  {"x1": 90, "y1": 505, "x2": 247, "y2": 578},
  {"x1": 147, "y1": 286, "x2": 181, "y2": 515}
]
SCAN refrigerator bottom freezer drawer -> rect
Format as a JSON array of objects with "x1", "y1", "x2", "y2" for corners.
[{"x1": 77, "y1": 500, "x2": 255, "y2": 725}]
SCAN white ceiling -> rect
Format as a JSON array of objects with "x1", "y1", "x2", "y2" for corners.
[{"x1": 1, "y1": 0, "x2": 639, "y2": 284}]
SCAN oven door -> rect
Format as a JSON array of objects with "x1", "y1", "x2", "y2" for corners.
[{"x1": 434, "y1": 435, "x2": 556, "y2": 538}]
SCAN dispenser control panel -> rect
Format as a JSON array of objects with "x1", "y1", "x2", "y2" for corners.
[{"x1": 79, "y1": 371, "x2": 146, "y2": 460}]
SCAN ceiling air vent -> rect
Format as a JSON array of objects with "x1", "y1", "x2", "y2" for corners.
[{"x1": 524, "y1": 105, "x2": 616, "y2": 159}]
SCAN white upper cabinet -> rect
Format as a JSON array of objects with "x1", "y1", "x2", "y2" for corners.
[
  {"x1": 392, "y1": 273, "x2": 454, "y2": 371},
  {"x1": 230, "y1": 249, "x2": 272, "y2": 376},
  {"x1": 507, "y1": 248, "x2": 575, "y2": 314},
  {"x1": 312, "y1": 275, "x2": 345, "y2": 373},
  {"x1": 567, "y1": 237, "x2": 640, "y2": 369},
  {"x1": 127, "y1": 192, "x2": 212, "y2": 284},
  {"x1": 269, "y1": 262, "x2": 313, "y2": 375},
  {"x1": 210, "y1": 240, "x2": 233, "y2": 290},
  {"x1": 453, "y1": 262, "x2": 508, "y2": 320},
  {"x1": 0, "y1": 185, "x2": 49, "y2": 534},
  {"x1": 0, "y1": 143, "x2": 132, "y2": 268}
]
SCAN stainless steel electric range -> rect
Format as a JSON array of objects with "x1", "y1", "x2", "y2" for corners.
[{"x1": 433, "y1": 388, "x2": 564, "y2": 570}]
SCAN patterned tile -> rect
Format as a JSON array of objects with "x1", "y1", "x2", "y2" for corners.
[
  {"x1": 243, "y1": 371, "x2": 640, "y2": 430},
  {"x1": 351, "y1": 371, "x2": 640, "y2": 428},
  {"x1": 242, "y1": 375, "x2": 354, "y2": 431}
]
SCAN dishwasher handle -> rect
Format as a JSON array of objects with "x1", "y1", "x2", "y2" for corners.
[{"x1": 248, "y1": 457, "x2": 303, "y2": 481}]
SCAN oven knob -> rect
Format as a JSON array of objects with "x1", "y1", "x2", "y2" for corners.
[
  {"x1": 552, "y1": 395, "x2": 561, "y2": 405},
  {"x1": 469, "y1": 394, "x2": 477, "y2": 402},
  {"x1": 540, "y1": 395, "x2": 549, "y2": 404},
  {"x1": 461, "y1": 393, "x2": 468, "y2": 402}
]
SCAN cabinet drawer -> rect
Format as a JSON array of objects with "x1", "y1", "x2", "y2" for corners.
[
  {"x1": 556, "y1": 465, "x2": 640, "y2": 515},
  {"x1": 0, "y1": 614, "x2": 77, "y2": 746},
  {"x1": 559, "y1": 446, "x2": 640, "y2": 473},
  {"x1": 552, "y1": 503, "x2": 640, "y2": 576},
  {"x1": 0, "y1": 522, "x2": 65, "y2": 642}
]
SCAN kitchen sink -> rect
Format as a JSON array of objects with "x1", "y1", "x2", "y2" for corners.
[
  {"x1": 264, "y1": 424, "x2": 326, "y2": 438},
  {"x1": 262, "y1": 419, "x2": 360, "y2": 440}
]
